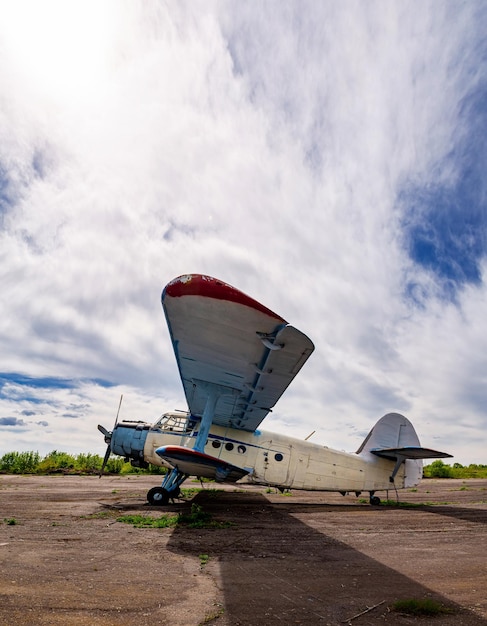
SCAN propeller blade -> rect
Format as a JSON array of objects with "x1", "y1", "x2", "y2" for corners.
[
  {"x1": 97, "y1": 424, "x2": 110, "y2": 437},
  {"x1": 99, "y1": 444, "x2": 111, "y2": 478},
  {"x1": 114, "y1": 394, "x2": 123, "y2": 428},
  {"x1": 99, "y1": 394, "x2": 123, "y2": 478}
]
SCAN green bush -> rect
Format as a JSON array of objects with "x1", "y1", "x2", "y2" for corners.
[
  {"x1": 75, "y1": 453, "x2": 102, "y2": 473},
  {"x1": 0, "y1": 452, "x2": 18, "y2": 472},
  {"x1": 423, "y1": 461, "x2": 487, "y2": 479},
  {"x1": 0, "y1": 450, "x2": 169, "y2": 475},
  {"x1": 0, "y1": 451, "x2": 40, "y2": 474},
  {"x1": 105, "y1": 457, "x2": 125, "y2": 474},
  {"x1": 424, "y1": 460, "x2": 453, "y2": 478},
  {"x1": 38, "y1": 450, "x2": 76, "y2": 473}
]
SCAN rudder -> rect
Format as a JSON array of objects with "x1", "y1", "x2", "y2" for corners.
[{"x1": 357, "y1": 413, "x2": 452, "y2": 487}]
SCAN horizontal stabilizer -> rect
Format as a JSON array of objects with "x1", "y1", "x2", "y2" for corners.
[
  {"x1": 371, "y1": 446, "x2": 453, "y2": 461},
  {"x1": 155, "y1": 445, "x2": 249, "y2": 482}
]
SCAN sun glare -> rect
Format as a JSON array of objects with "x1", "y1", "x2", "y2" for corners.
[{"x1": 1, "y1": 0, "x2": 118, "y2": 104}]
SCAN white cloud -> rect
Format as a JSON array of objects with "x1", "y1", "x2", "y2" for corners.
[{"x1": 1, "y1": 1, "x2": 486, "y2": 465}]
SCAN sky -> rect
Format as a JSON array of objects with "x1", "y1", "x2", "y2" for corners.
[{"x1": 1, "y1": 1, "x2": 486, "y2": 465}]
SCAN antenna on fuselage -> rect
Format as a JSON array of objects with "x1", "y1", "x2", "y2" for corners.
[{"x1": 305, "y1": 430, "x2": 315, "y2": 441}]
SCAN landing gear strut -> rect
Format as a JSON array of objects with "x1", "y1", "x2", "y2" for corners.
[{"x1": 147, "y1": 467, "x2": 188, "y2": 506}]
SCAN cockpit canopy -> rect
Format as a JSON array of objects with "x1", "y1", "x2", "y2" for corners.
[{"x1": 151, "y1": 411, "x2": 197, "y2": 433}]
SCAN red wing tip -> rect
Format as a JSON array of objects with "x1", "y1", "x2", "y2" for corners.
[{"x1": 163, "y1": 274, "x2": 286, "y2": 322}]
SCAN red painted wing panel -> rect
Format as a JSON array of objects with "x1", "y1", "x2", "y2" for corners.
[{"x1": 164, "y1": 274, "x2": 284, "y2": 321}]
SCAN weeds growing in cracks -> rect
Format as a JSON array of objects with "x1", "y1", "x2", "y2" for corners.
[
  {"x1": 117, "y1": 503, "x2": 233, "y2": 529},
  {"x1": 392, "y1": 598, "x2": 452, "y2": 616}
]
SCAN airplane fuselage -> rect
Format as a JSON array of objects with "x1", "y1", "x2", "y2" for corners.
[{"x1": 111, "y1": 412, "x2": 422, "y2": 495}]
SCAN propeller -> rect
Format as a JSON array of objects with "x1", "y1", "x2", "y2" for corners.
[{"x1": 98, "y1": 394, "x2": 123, "y2": 477}]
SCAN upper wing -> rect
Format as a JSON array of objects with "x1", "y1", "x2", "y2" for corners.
[{"x1": 162, "y1": 274, "x2": 314, "y2": 432}]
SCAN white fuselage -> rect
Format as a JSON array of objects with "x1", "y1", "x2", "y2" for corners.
[{"x1": 141, "y1": 414, "x2": 422, "y2": 493}]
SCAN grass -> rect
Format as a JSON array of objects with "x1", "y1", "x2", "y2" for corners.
[
  {"x1": 199, "y1": 604, "x2": 224, "y2": 624},
  {"x1": 180, "y1": 487, "x2": 203, "y2": 499},
  {"x1": 117, "y1": 504, "x2": 233, "y2": 530},
  {"x1": 392, "y1": 598, "x2": 452, "y2": 616},
  {"x1": 3, "y1": 518, "x2": 17, "y2": 525},
  {"x1": 177, "y1": 504, "x2": 233, "y2": 528},
  {"x1": 199, "y1": 553, "x2": 209, "y2": 567},
  {"x1": 180, "y1": 487, "x2": 223, "y2": 499},
  {"x1": 117, "y1": 513, "x2": 178, "y2": 528}
]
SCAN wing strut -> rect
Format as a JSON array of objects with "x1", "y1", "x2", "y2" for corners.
[
  {"x1": 389, "y1": 455, "x2": 406, "y2": 483},
  {"x1": 193, "y1": 381, "x2": 239, "y2": 452}
]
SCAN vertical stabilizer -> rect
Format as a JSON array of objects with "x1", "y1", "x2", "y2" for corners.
[
  {"x1": 356, "y1": 413, "x2": 420, "y2": 454},
  {"x1": 356, "y1": 413, "x2": 452, "y2": 487}
]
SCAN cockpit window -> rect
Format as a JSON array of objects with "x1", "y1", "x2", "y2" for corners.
[{"x1": 152, "y1": 412, "x2": 194, "y2": 433}]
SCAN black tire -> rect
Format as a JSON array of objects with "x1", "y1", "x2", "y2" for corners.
[
  {"x1": 147, "y1": 487, "x2": 170, "y2": 506},
  {"x1": 370, "y1": 495, "x2": 381, "y2": 506}
]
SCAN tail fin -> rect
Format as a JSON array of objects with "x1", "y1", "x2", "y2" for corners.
[{"x1": 357, "y1": 413, "x2": 452, "y2": 485}]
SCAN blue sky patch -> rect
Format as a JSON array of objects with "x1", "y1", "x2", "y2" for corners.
[
  {"x1": 400, "y1": 83, "x2": 487, "y2": 303},
  {"x1": 0, "y1": 165, "x2": 13, "y2": 219},
  {"x1": 0, "y1": 373, "x2": 115, "y2": 399}
]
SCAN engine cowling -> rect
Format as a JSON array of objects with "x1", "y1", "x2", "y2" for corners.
[{"x1": 111, "y1": 421, "x2": 150, "y2": 463}]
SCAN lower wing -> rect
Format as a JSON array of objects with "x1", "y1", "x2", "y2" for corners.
[{"x1": 155, "y1": 445, "x2": 250, "y2": 482}]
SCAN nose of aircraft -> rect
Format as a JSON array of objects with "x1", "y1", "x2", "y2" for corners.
[
  {"x1": 110, "y1": 422, "x2": 150, "y2": 461},
  {"x1": 97, "y1": 421, "x2": 150, "y2": 475}
]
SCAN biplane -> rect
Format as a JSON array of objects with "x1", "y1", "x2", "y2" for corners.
[{"x1": 98, "y1": 274, "x2": 451, "y2": 505}]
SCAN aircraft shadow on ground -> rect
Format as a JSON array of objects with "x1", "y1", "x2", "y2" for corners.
[
  {"x1": 409, "y1": 504, "x2": 487, "y2": 525},
  {"x1": 268, "y1": 500, "x2": 487, "y2": 526},
  {"x1": 164, "y1": 491, "x2": 486, "y2": 626}
]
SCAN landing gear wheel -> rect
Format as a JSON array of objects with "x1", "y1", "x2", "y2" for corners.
[
  {"x1": 147, "y1": 487, "x2": 170, "y2": 506},
  {"x1": 370, "y1": 495, "x2": 381, "y2": 506}
]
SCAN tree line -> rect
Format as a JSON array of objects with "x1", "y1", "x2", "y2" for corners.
[
  {"x1": 0, "y1": 450, "x2": 165, "y2": 475},
  {"x1": 0, "y1": 451, "x2": 486, "y2": 478}
]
